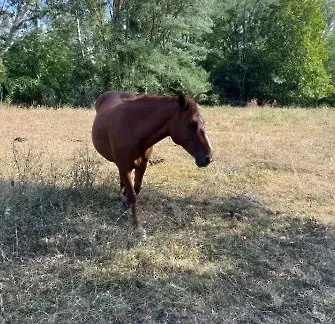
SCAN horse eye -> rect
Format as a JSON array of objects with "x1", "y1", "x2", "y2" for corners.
[{"x1": 188, "y1": 121, "x2": 198, "y2": 134}]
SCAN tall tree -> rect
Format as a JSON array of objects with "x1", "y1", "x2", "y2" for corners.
[
  {"x1": 263, "y1": 0, "x2": 332, "y2": 104},
  {"x1": 2, "y1": 0, "x2": 214, "y2": 105},
  {"x1": 0, "y1": 0, "x2": 45, "y2": 58},
  {"x1": 204, "y1": 0, "x2": 277, "y2": 102},
  {"x1": 324, "y1": 0, "x2": 335, "y2": 88},
  {"x1": 97, "y1": 0, "x2": 214, "y2": 95},
  {"x1": 206, "y1": 0, "x2": 332, "y2": 105},
  {"x1": 4, "y1": 31, "x2": 76, "y2": 105}
]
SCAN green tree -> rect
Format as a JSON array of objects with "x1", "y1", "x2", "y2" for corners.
[
  {"x1": 263, "y1": 0, "x2": 332, "y2": 104},
  {"x1": 327, "y1": 34, "x2": 335, "y2": 84},
  {"x1": 2, "y1": 0, "x2": 214, "y2": 105},
  {"x1": 0, "y1": 0, "x2": 45, "y2": 58},
  {"x1": 4, "y1": 31, "x2": 76, "y2": 105},
  {"x1": 95, "y1": 0, "x2": 214, "y2": 96},
  {"x1": 206, "y1": 0, "x2": 332, "y2": 105},
  {"x1": 324, "y1": 0, "x2": 335, "y2": 89},
  {"x1": 204, "y1": 0, "x2": 277, "y2": 102}
]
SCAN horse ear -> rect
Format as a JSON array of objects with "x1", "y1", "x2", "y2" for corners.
[{"x1": 178, "y1": 94, "x2": 188, "y2": 111}]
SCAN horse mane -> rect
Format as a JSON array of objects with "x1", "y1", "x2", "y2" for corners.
[
  {"x1": 95, "y1": 91, "x2": 137, "y2": 113},
  {"x1": 184, "y1": 97, "x2": 199, "y2": 113},
  {"x1": 131, "y1": 95, "x2": 199, "y2": 113}
]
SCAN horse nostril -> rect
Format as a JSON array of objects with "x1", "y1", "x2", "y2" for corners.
[{"x1": 205, "y1": 156, "x2": 211, "y2": 165}]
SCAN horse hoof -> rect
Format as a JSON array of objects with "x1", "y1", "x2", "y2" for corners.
[
  {"x1": 120, "y1": 194, "x2": 128, "y2": 207},
  {"x1": 136, "y1": 227, "x2": 147, "y2": 242}
]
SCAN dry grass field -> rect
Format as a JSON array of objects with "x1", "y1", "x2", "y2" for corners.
[{"x1": 0, "y1": 103, "x2": 334, "y2": 323}]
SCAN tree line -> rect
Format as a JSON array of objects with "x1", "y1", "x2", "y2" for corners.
[{"x1": 0, "y1": 0, "x2": 335, "y2": 107}]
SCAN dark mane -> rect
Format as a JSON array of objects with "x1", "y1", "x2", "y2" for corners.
[
  {"x1": 184, "y1": 97, "x2": 199, "y2": 113},
  {"x1": 129, "y1": 95, "x2": 199, "y2": 113}
]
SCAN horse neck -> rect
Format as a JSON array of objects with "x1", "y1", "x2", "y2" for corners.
[{"x1": 129, "y1": 97, "x2": 177, "y2": 148}]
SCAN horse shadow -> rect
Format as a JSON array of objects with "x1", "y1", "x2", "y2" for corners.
[
  {"x1": 0, "y1": 178, "x2": 122, "y2": 259},
  {"x1": 1, "y1": 177, "x2": 269, "y2": 259},
  {"x1": 1, "y1": 176, "x2": 334, "y2": 261}
]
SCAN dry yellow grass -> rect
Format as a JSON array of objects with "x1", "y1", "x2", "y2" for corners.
[{"x1": 0, "y1": 103, "x2": 335, "y2": 323}]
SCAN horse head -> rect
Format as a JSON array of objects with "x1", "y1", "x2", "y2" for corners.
[{"x1": 170, "y1": 95, "x2": 213, "y2": 168}]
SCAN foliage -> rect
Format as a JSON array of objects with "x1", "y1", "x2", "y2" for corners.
[
  {"x1": 262, "y1": 0, "x2": 333, "y2": 105},
  {"x1": 206, "y1": 0, "x2": 333, "y2": 105},
  {"x1": 326, "y1": 33, "x2": 335, "y2": 86},
  {"x1": 0, "y1": 58, "x2": 5, "y2": 84},
  {"x1": 203, "y1": 0, "x2": 277, "y2": 102},
  {"x1": 91, "y1": 0, "x2": 213, "y2": 96},
  {"x1": 0, "y1": 0, "x2": 45, "y2": 57},
  {"x1": 4, "y1": 32, "x2": 76, "y2": 105}
]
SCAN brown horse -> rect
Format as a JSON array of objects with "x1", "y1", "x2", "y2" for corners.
[{"x1": 92, "y1": 91, "x2": 212, "y2": 240}]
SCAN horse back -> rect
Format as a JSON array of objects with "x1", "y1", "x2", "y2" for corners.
[{"x1": 95, "y1": 91, "x2": 137, "y2": 113}]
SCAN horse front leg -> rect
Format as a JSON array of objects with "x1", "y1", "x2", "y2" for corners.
[
  {"x1": 134, "y1": 147, "x2": 153, "y2": 195},
  {"x1": 134, "y1": 159, "x2": 149, "y2": 196},
  {"x1": 119, "y1": 169, "x2": 147, "y2": 241},
  {"x1": 118, "y1": 169, "x2": 127, "y2": 206}
]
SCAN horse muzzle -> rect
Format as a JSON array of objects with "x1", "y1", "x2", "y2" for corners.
[{"x1": 195, "y1": 154, "x2": 212, "y2": 168}]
